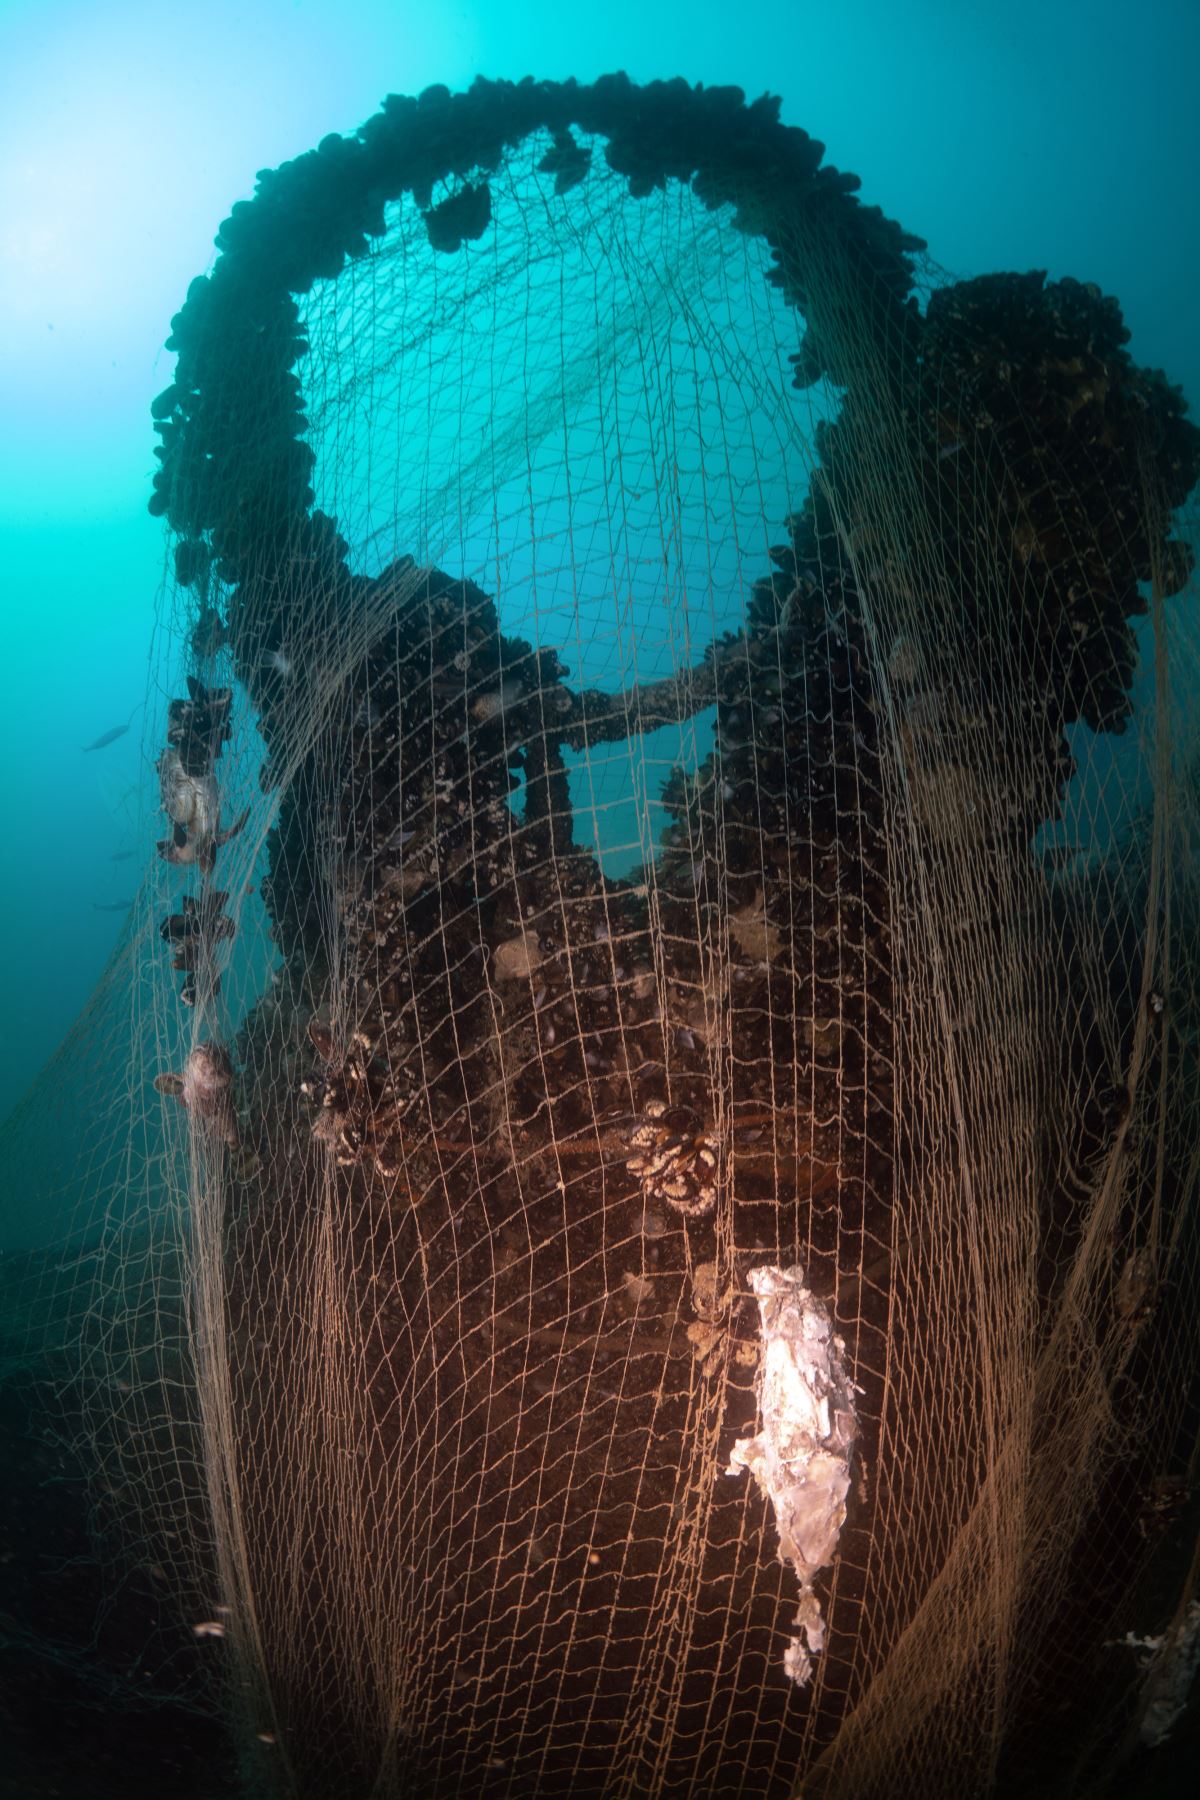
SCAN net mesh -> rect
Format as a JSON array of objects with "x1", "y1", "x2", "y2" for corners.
[{"x1": 3, "y1": 74, "x2": 1200, "y2": 1799}]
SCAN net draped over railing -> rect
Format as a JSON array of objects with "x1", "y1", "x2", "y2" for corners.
[{"x1": 2, "y1": 74, "x2": 1199, "y2": 1800}]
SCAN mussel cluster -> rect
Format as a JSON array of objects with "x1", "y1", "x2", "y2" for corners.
[
  {"x1": 154, "y1": 676, "x2": 245, "y2": 1005},
  {"x1": 916, "y1": 272, "x2": 1197, "y2": 752},
  {"x1": 300, "y1": 1018, "x2": 415, "y2": 1177}
]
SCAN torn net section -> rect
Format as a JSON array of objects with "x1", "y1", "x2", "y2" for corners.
[{"x1": 2, "y1": 77, "x2": 1200, "y2": 1800}]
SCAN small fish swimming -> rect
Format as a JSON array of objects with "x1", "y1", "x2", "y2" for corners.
[
  {"x1": 82, "y1": 704, "x2": 140, "y2": 752},
  {"x1": 110, "y1": 848, "x2": 136, "y2": 862},
  {"x1": 92, "y1": 899, "x2": 133, "y2": 912},
  {"x1": 430, "y1": 673, "x2": 527, "y2": 723}
]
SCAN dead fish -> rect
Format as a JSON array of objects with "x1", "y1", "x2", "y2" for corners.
[
  {"x1": 154, "y1": 1042, "x2": 240, "y2": 1149},
  {"x1": 157, "y1": 810, "x2": 249, "y2": 874},
  {"x1": 93, "y1": 899, "x2": 133, "y2": 912},
  {"x1": 160, "y1": 891, "x2": 234, "y2": 945},
  {"x1": 158, "y1": 747, "x2": 217, "y2": 834},
  {"x1": 82, "y1": 704, "x2": 140, "y2": 752},
  {"x1": 157, "y1": 747, "x2": 249, "y2": 872},
  {"x1": 190, "y1": 605, "x2": 228, "y2": 659},
  {"x1": 179, "y1": 968, "x2": 222, "y2": 1008}
]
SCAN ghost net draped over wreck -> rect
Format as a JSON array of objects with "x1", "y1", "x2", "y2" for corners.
[{"x1": 11, "y1": 75, "x2": 1200, "y2": 1800}]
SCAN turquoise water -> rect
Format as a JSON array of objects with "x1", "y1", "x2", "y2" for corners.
[{"x1": 0, "y1": 0, "x2": 1197, "y2": 1123}]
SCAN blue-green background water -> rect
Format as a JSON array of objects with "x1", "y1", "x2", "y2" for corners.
[{"x1": 0, "y1": 0, "x2": 1196, "y2": 1122}]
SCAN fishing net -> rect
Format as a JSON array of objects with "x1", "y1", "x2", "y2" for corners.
[{"x1": 3, "y1": 74, "x2": 1200, "y2": 1799}]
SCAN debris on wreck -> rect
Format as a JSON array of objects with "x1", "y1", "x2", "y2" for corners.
[{"x1": 726, "y1": 1264, "x2": 859, "y2": 1687}]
